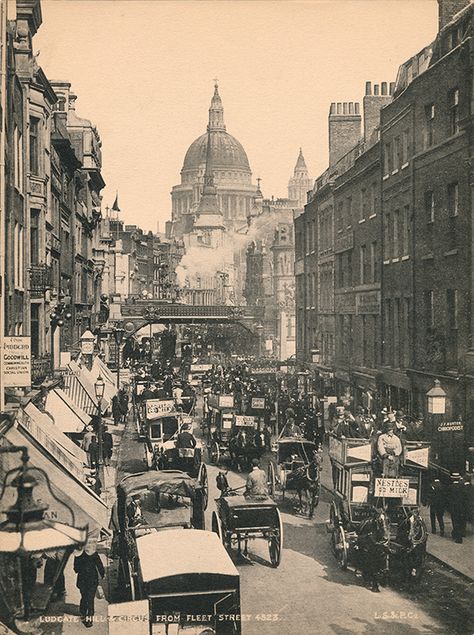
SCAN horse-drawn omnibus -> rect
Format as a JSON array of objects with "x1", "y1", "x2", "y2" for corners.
[{"x1": 327, "y1": 435, "x2": 430, "y2": 589}]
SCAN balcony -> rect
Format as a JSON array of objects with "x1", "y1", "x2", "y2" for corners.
[
  {"x1": 31, "y1": 355, "x2": 52, "y2": 384},
  {"x1": 29, "y1": 264, "x2": 52, "y2": 297}
]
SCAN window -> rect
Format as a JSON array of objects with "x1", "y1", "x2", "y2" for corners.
[
  {"x1": 359, "y1": 245, "x2": 366, "y2": 284},
  {"x1": 31, "y1": 304, "x2": 39, "y2": 357},
  {"x1": 13, "y1": 126, "x2": 23, "y2": 190},
  {"x1": 449, "y1": 88, "x2": 459, "y2": 135},
  {"x1": 383, "y1": 213, "x2": 391, "y2": 259},
  {"x1": 30, "y1": 210, "x2": 39, "y2": 265},
  {"x1": 424, "y1": 290, "x2": 434, "y2": 328},
  {"x1": 424, "y1": 191, "x2": 434, "y2": 223},
  {"x1": 424, "y1": 104, "x2": 435, "y2": 148},
  {"x1": 402, "y1": 130, "x2": 409, "y2": 164},
  {"x1": 29, "y1": 117, "x2": 40, "y2": 175},
  {"x1": 347, "y1": 251, "x2": 353, "y2": 287},
  {"x1": 371, "y1": 182, "x2": 378, "y2": 216},
  {"x1": 370, "y1": 241, "x2": 377, "y2": 282},
  {"x1": 346, "y1": 197, "x2": 352, "y2": 227},
  {"x1": 392, "y1": 210, "x2": 400, "y2": 258},
  {"x1": 384, "y1": 142, "x2": 392, "y2": 175},
  {"x1": 447, "y1": 289, "x2": 458, "y2": 329},
  {"x1": 393, "y1": 136, "x2": 400, "y2": 171},
  {"x1": 360, "y1": 188, "x2": 367, "y2": 220},
  {"x1": 448, "y1": 182, "x2": 459, "y2": 216},
  {"x1": 337, "y1": 202, "x2": 343, "y2": 232},
  {"x1": 402, "y1": 205, "x2": 410, "y2": 256}
]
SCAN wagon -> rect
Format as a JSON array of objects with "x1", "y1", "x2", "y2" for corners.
[
  {"x1": 111, "y1": 470, "x2": 207, "y2": 600},
  {"x1": 327, "y1": 435, "x2": 430, "y2": 581},
  {"x1": 267, "y1": 437, "x2": 321, "y2": 516},
  {"x1": 211, "y1": 495, "x2": 283, "y2": 567}
]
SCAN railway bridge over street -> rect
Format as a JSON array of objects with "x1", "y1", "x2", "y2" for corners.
[{"x1": 111, "y1": 300, "x2": 265, "y2": 335}]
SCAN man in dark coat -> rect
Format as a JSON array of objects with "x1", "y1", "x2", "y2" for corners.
[
  {"x1": 88, "y1": 436, "x2": 99, "y2": 470},
  {"x1": 111, "y1": 395, "x2": 122, "y2": 426},
  {"x1": 102, "y1": 427, "x2": 113, "y2": 467},
  {"x1": 427, "y1": 478, "x2": 446, "y2": 535},
  {"x1": 176, "y1": 423, "x2": 196, "y2": 449},
  {"x1": 449, "y1": 474, "x2": 467, "y2": 543},
  {"x1": 74, "y1": 548, "x2": 105, "y2": 627}
]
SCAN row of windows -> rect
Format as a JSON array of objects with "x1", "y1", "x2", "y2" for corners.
[
  {"x1": 383, "y1": 298, "x2": 411, "y2": 368},
  {"x1": 423, "y1": 88, "x2": 459, "y2": 149},
  {"x1": 424, "y1": 289, "x2": 458, "y2": 330},
  {"x1": 383, "y1": 130, "x2": 410, "y2": 175},
  {"x1": 336, "y1": 183, "x2": 378, "y2": 231},
  {"x1": 424, "y1": 182, "x2": 458, "y2": 223},
  {"x1": 336, "y1": 241, "x2": 378, "y2": 288}
]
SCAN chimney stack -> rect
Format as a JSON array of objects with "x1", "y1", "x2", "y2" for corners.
[
  {"x1": 437, "y1": 0, "x2": 470, "y2": 31},
  {"x1": 363, "y1": 81, "x2": 393, "y2": 144},
  {"x1": 328, "y1": 102, "x2": 361, "y2": 166}
]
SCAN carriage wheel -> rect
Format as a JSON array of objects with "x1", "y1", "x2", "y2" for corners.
[
  {"x1": 211, "y1": 511, "x2": 222, "y2": 541},
  {"x1": 269, "y1": 508, "x2": 283, "y2": 568},
  {"x1": 308, "y1": 482, "x2": 321, "y2": 518},
  {"x1": 198, "y1": 463, "x2": 209, "y2": 510},
  {"x1": 336, "y1": 526, "x2": 348, "y2": 570},
  {"x1": 329, "y1": 504, "x2": 339, "y2": 557},
  {"x1": 120, "y1": 558, "x2": 136, "y2": 601},
  {"x1": 267, "y1": 462, "x2": 276, "y2": 498},
  {"x1": 210, "y1": 442, "x2": 220, "y2": 465}
]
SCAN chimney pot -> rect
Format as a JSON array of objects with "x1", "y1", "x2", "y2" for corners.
[
  {"x1": 349, "y1": 102, "x2": 354, "y2": 114},
  {"x1": 381, "y1": 82, "x2": 388, "y2": 95},
  {"x1": 330, "y1": 102, "x2": 336, "y2": 115},
  {"x1": 355, "y1": 103, "x2": 360, "y2": 115},
  {"x1": 343, "y1": 103, "x2": 348, "y2": 115},
  {"x1": 337, "y1": 103, "x2": 342, "y2": 114},
  {"x1": 389, "y1": 82, "x2": 395, "y2": 95},
  {"x1": 374, "y1": 84, "x2": 380, "y2": 96},
  {"x1": 365, "y1": 81, "x2": 372, "y2": 96}
]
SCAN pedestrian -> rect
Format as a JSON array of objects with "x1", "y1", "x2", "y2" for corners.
[
  {"x1": 427, "y1": 478, "x2": 446, "y2": 536},
  {"x1": 263, "y1": 424, "x2": 272, "y2": 452},
  {"x1": 81, "y1": 426, "x2": 94, "y2": 454},
  {"x1": 112, "y1": 395, "x2": 122, "y2": 426},
  {"x1": 449, "y1": 473, "x2": 467, "y2": 544},
  {"x1": 44, "y1": 551, "x2": 66, "y2": 601},
  {"x1": 119, "y1": 388, "x2": 129, "y2": 423},
  {"x1": 102, "y1": 427, "x2": 113, "y2": 467},
  {"x1": 74, "y1": 546, "x2": 105, "y2": 627},
  {"x1": 88, "y1": 436, "x2": 99, "y2": 470}
]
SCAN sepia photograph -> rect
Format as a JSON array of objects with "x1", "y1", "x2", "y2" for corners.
[{"x1": 0, "y1": 0, "x2": 473, "y2": 633}]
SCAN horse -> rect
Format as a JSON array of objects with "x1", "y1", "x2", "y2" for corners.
[
  {"x1": 393, "y1": 509, "x2": 427, "y2": 583},
  {"x1": 355, "y1": 507, "x2": 391, "y2": 592},
  {"x1": 229, "y1": 430, "x2": 248, "y2": 472}
]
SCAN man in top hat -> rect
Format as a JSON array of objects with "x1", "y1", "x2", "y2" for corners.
[
  {"x1": 377, "y1": 420, "x2": 402, "y2": 477},
  {"x1": 176, "y1": 423, "x2": 196, "y2": 449}
]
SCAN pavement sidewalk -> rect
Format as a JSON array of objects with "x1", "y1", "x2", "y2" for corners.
[
  {"x1": 42, "y1": 419, "x2": 127, "y2": 634},
  {"x1": 318, "y1": 442, "x2": 474, "y2": 581}
]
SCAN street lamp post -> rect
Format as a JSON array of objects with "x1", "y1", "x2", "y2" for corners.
[
  {"x1": 427, "y1": 378, "x2": 447, "y2": 466},
  {"x1": 113, "y1": 327, "x2": 125, "y2": 390},
  {"x1": 94, "y1": 375, "x2": 106, "y2": 485},
  {"x1": 0, "y1": 444, "x2": 87, "y2": 628}
]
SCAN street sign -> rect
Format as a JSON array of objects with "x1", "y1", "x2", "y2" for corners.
[
  {"x1": 2, "y1": 336, "x2": 31, "y2": 387},
  {"x1": 234, "y1": 415, "x2": 257, "y2": 428},
  {"x1": 374, "y1": 478, "x2": 410, "y2": 498},
  {"x1": 251, "y1": 397, "x2": 265, "y2": 409},
  {"x1": 209, "y1": 394, "x2": 234, "y2": 409},
  {"x1": 438, "y1": 421, "x2": 463, "y2": 432},
  {"x1": 145, "y1": 399, "x2": 174, "y2": 420}
]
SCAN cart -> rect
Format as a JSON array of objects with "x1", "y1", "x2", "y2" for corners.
[
  {"x1": 327, "y1": 435, "x2": 430, "y2": 581},
  {"x1": 207, "y1": 393, "x2": 237, "y2": 465},
  {"x1": 267, "y1": 437, "x2": 321, "y2": 516},
  {"x1": 108, "y1": 529, "x2": 241, "y2": 635},
  {"x1": 211, "y1": 494, "x2": 283, "y2": 567},
  {"x1": 111, "y1": 470, "x2": 208, "y2": 601}
]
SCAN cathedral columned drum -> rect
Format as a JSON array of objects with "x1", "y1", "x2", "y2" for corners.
[{"x1": 170, "y1": 83, "x2": 258, "y2": 237}]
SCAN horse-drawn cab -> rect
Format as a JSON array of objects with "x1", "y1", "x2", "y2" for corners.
[
  {"x1": 207, "y1": 394, "x2": 236, "y2": 464},
  {"x1": 111, "y1": 470, "x2": 207, "y2": 601},
  {"x1": 267, "y1": 437, "x2": 321, "y2": 516},
  {"x1": 327, "y1": 434, "x2": 430, "y2": 587},
  {"x1": 228, "y1": 414, "x2": 263, "y2": 471}
]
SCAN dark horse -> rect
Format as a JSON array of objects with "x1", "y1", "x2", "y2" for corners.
[
  {"x1": 393, "y1": 509, "x2": 427, "y2": 583},
  {"x1": 356, "y1": 508, "x2": 390, "y2": 592}
]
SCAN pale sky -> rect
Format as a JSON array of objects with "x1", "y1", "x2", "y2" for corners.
[{"x1": 34, "y1": 0, "x2": 438, "y2": 231}]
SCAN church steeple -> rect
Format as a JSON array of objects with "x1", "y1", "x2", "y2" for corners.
[
  {"x1": 195, "y1": 125, "x2": 223, "y2": 219},
  {"x1": 208, "y1": 80, "x2": 226, "y2": 131},
  {"x1": 288, "y1": 148, "x2": 312, "y2": 207}
]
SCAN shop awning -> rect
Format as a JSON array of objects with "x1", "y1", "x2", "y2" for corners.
[
  {"x1": 45, "y1": 387, "x2": 91, "y2": 433},
  {"x1": 62, "y1": 361, "x2": 109, "y2": 414},
  {"x1": 91, "y1": 357, "x2": 117, "y2": 403},
  {"x1": 0, "y1": 417, "x2": 109, "y2": 537},
  {"x1": 21, "y1": 403, "x2": 87, "y2": 474}
]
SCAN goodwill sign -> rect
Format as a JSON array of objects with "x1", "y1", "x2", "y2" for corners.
[{"x1": 2, "y1": 336, "x2": 31, "y2": 387}]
